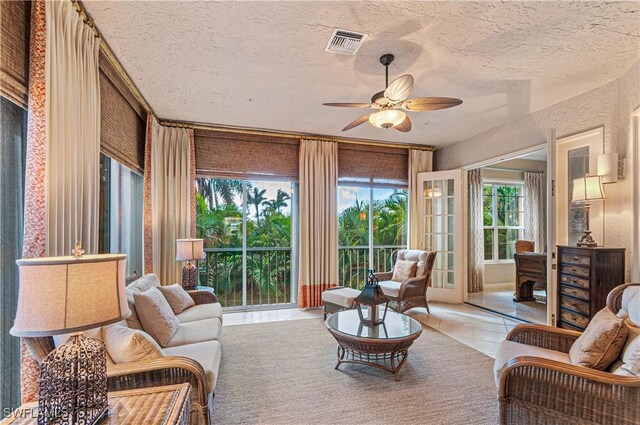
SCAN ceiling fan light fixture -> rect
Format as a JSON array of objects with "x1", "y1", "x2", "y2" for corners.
[{"x1": 368, "y1": 109, "x2": 406, "y2": 129}]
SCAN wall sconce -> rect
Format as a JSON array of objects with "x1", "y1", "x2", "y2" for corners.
[{"x1": 597, "y1": 153, "x2": 626, "y2": 184}]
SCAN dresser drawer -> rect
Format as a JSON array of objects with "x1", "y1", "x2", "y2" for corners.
[
  {"x1": 559, "y1": 263, "x2": 590, "y2": 278},
  {"x1": 560, "y1": 296, "x2": 590, "y2": 315},
  {"x1": 560, "y1": 253, "x2": 591, "y2": 267},
  {"x1": 560, "y1": 284, "x2": 589, "y2": 301},
  {"x1": 559, "y1": 273, "x2": 590, "y2": 289},
  {"x1": 560, "y1": 309, "x2": 589, "y2": 329}
]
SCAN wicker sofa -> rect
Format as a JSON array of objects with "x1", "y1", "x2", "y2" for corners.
[
  {"x1": 25, "y1": 273, "x2": 222, "y2": 425},
  {"x1": 495, "y1": 283, "x2": 640, "y2": 425}
]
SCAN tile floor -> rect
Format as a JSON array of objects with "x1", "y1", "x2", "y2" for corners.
[{"x1": 223, "y1": 302, "x2": 525, "y2": 358}]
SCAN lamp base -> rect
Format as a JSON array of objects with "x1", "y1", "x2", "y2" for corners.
[
  {"x1": 181, "y1": 261, "x2": 197, "y2": 290},
  {"x1": 38, "y1": 333, "x2": 107, "y2": 425},
  {"x1": 577, "y1": 230, "x2": 598, "y2": 247}
]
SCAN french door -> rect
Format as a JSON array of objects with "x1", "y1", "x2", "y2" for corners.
[{"x1": 417, "y1": 170, "x2": 464, "y2": 303}]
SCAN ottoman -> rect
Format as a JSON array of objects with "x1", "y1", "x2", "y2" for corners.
[{"x1": 322, "y1": 287, "x2": 360, "y2": 319}]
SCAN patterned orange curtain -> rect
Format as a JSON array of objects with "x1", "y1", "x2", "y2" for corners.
[{"x1": 20, "y1": 0, "x2": 46, "y2": 403}]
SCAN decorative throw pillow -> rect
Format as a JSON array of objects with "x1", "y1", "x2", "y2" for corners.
[
  {"x1": 612, "y1": 320, "x2": 640, "y2": 376},
  {"x1": 133, "y1": 287, "x2": 180, "y2": 346},
  {"x1": 569, "y1": 308, "x2": 628, "y2": 370},
  {"x1": 103, "y1": 324, "x2": 164, "y2": 364},
  {"x1": 158, "y1": 284, "x2": 196, "y2": 314},
  {"x1": 391, "y1": 259, "x2": 418, "y2": 282}
]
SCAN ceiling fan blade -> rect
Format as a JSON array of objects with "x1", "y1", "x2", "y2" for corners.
[
  {"x1": 394, "y1": 115, "x2": 412, "y2": 133},
  {"x1": 342, "y1": 114, "x2": 371, "y2": 132},
  {"x1": 323, "y1": 102, "x2": 373, "y2": 108},
  {"x1": 402, "y1": 97, "x2": 463, "y2": 111},
  {"x1": 384, "y1": 74, "x2": 414, "y2": 102}
]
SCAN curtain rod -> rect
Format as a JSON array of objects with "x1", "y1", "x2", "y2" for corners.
[
  {"x1": 159, "y1": 119, "x2": 437, "y2": 152},
  {"x1": 71, "y1": 0, "x2": 99, "y2": 38},
  {"x1": 482, "y1": 167, "x2": 544, "y2": 173}
]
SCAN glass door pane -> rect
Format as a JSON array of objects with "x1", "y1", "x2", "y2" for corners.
[
  {"x1": 338, "y1": 186, "x2": 370, "y2": 289},
  {"x1": 373, "y1": 188, "x2": 407, "y2": 272},
  {"x1": 196, "y1": 178, "x2": 244, "y2": 308},
  {"x1": 246, "y1": 180, "x2": 294, "y2": 307}
]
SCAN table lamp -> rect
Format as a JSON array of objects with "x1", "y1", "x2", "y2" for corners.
[
  {"x1": 11, "y1": 245, "x2": 129, "y2": 425},
  {"x1": 176, "y1": 238, "x2": 205, "y2": 290},
  {"x1": 571, "y1": 175, "x2": 605, "y2": 247}
]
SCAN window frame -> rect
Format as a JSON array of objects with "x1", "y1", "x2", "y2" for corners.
[{"x1": 482, "y1": 180, "x2": 525, "y2": 264}]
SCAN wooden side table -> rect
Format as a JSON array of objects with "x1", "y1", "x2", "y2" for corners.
[{"x1": 1, "y1": 384, "x2": 191, "y2": 425}]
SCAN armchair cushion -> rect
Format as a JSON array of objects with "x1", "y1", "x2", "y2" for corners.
[
  {"x1": 103, "y1": 323, "x2": 164, "y2": 364},
  {"x1": 176, "y1": 302, "x2": 223, "y2": 324},
  {"x1": 569, "y1": 308, "x2": 628, "y2": 370},
  {"x1": 396, "y1": 250, "x2": 429, "y2": 277},
  {"x1": 617, "y1": 285, "x2": 640, "y2": 326},
  {"x1": 494, "y1": 340, "x2": 571, "y2": 385},
  {"x1": 133, "y1": 287, "x2": 180, "y2": 346},
  {"x1": 612, "y1": 320, "x2": 640, "y2": 376},
  {"x1": 378, "y1": 280, "x2": 401, "y2": 298},
  {"x1": 158, "y1": 284, "x2": 195, "y2": 314},
  {"x1": 391, "y1": 259, "x2": 417, "y2": 282}
]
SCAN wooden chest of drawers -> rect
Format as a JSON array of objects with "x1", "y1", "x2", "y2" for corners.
[{"x1": 556, "y1": 245, "x2": 625, "y2": 331}]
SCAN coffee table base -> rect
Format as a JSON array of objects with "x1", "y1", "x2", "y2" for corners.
[{"x1": 335, "y1": 344, "x2": 410, "y2": 381}]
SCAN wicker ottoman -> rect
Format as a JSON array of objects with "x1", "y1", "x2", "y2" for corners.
[{"x1": 322, "y1": 287, "x2": 360, "y2": 319}]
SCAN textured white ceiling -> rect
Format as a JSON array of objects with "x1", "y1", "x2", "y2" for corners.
[{"x1": 84, "y1": 1, "x2": 640, "y2": 147}]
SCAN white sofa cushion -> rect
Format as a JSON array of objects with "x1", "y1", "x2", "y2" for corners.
[
  {"x1": 163, "y1": 340, "x2": 222, "y2": 393},
  {"x1": 493, "y1": 340, "x2": 571, "y2": 386},
  {"x1": 166, "y1": 318, "x2": 222, "y2": 348},
  {"x1": 379, "y1": 280, "x2": 401, "y2": 298},
  {"x1": 125, "y1": 273, "x2": 161, "y2": 329},
  {"x1": 176, "y1": 303, "x2": 224, "y2": 324},
  {"x1": 321, "y1": 288, "x2": 360, "y2": 308},
  {"x1": 134, "y1": 287, "x2": 180, "y2": 346},
  {"x1": 103, "y1": 324, "x2": 164, "y2": 364},
  {"x1": 158, "y1": 284, "x2": 196, "y2": 314}
]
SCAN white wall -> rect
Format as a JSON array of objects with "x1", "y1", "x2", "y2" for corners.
[{"x1": 437, "y1": 61, "x2": 639, "y2": 280}]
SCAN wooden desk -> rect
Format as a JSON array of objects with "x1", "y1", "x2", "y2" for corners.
[
  {"x1": 514, "y1": 252, "x2": 547, "y2": 302},
  {"x1": 1, "y1": 384, "x2": 191, "y2": 425}
]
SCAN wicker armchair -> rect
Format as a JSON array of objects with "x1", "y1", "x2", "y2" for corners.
[
  {"x1": 24, "y1": 289, "x2": 219, "y2": 425},
  {"x1": 374, "y1": 250, "x2": 436, "y2": 313},
  {"x1": 497, "y1": 283, "x2": 640, "y2": 425}
]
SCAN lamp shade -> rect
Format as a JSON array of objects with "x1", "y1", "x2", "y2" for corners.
[
  {"x1": 11, "y1": 254, "x2": 129, "y2": 337},
  {"x1": 368, "y1": 109, "x2": 406, "y2": 129},
  {"x1": 572, "y1": 175, "x2": 605, "y2": 202},
  {"x1": 176, "y1": 238, "x2": 205, "y2": 261}
]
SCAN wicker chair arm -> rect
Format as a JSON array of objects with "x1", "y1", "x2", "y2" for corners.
[
  {"x1": 107, "y1": 356, "x2": 210, "y2": 407},
  {"x1": 506, "y1": 324, "x2": 582, "y2": 353},
  {"x1": 398, "y1": 275, "x2": 428, "y2": 298},
  {"x1": 606, "y1": 283, "x2": 640, "y2": 315},
  {"x1": 187, "y1": 289, "x2": 218, "y2": 304},
  {"x1": 499, "y1": 356, "x2": 640, "y2": 423},
  {"x1": 374, "y1": 271, "x2": 393, "y2": 281}
]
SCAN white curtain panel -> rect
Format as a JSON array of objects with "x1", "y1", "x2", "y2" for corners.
[
  {"x1": 298, "y1": 139, "x2": 338, "y2": 308},
  {"x1": 524, "y1": 171, "x2": 546, "y2": 252},
  {"x1": 408, "y1": 149, "x2": 433, "y2": 249},
  {"x1": 45, "y1": 0, "x2": 100, "y2": 256},
  {"x1": 467, "y1": 169, "x2": 484, "y2": 293},
  {"x1": 150, "y1": 120, "x2": 192, "y2": 285}
]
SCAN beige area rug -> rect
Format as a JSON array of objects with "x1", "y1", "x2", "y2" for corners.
[{"x1": 212, "y1": 318, "x2": 499, "y2": 425}]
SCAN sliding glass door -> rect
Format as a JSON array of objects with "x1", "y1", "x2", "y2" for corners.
[{"x1": 196, "y1": 178, "x2": 298, "y2": 309}]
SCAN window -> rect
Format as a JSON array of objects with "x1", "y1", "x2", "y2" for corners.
[
  {"x1": 483, "y1": 183, "x2": 524, "y2": 261},
  {"x1": 0, "y1": 96, "x2": 27, "y2": 412},
  {"x1": 99, "y1": 154, "x2": 143, "y2": 275},
  {"x1": 338, "y1": 186, "x2": 408, "y2": 288},
  {"x1": 196, "y1": 178, "x2": 298, "y2": 309}
]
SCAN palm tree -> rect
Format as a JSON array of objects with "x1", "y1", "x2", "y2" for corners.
[
  {"x1": 247, "y1": 187, "x2": 267, "y2": 222},
  {"x1": 197, "y1": 179, "x2": 243, "y2": 208},
  {"x1": 263, "y1": 189, "x2": 291, "y2": 214}
]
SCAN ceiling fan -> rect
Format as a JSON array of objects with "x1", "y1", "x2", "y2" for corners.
[{"x1": 323, "y1": 54, "x2": 463, "y2": 132}]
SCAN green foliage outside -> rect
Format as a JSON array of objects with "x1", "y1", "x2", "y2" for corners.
[{"x1": 483, "y1": 184, "x2": 523, "y2": 260}]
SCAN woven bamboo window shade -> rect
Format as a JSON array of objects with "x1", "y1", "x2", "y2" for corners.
[
  {"x1": 195, "y1": 129, "x2": 299, "y2": 181},
  {"x1": 338, "y1": 143, "x2": 408, "y2": 187},
  {"x1": 99, "y1": 51, "x2": 146, "y2": 174},
  {"x1": 1, "y1": 0, "x2": 30, "y2": 108}
]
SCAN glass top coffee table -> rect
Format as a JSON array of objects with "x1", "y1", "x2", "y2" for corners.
[{"x1": 325, "y1": 308, "x2": 422, "y2": 380}]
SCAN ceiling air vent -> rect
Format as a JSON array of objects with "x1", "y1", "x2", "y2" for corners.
[{"x1": 325, "y1": 28, "x2": 367, "y2": 55}]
